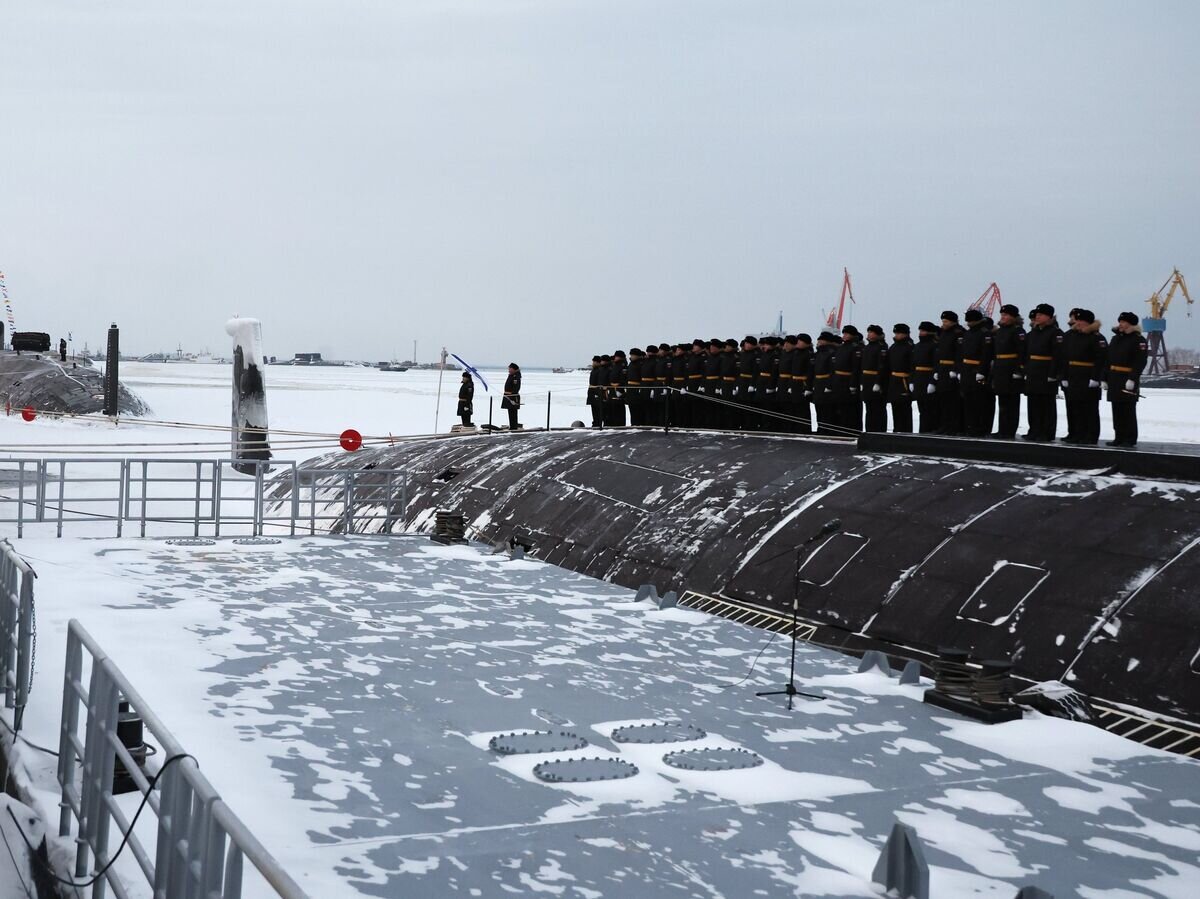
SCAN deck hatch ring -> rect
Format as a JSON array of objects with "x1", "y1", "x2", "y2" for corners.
[
  {"x1": 662, "y1": 748, "x2": 764, "y2": 771},
  {"x1": 612, "y1": 722, "x2": 707, "y2": 744},
  {"x1": 489, "y1": 731, "x2": 588, "y2": 755},
  {"x1": 533, "y1": 757, "x2": 638, "y2": 783}
]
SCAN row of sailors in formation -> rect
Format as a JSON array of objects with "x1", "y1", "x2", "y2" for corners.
[{"x1": 585, "y1": 303, "x2": 1150, "y2": 447}]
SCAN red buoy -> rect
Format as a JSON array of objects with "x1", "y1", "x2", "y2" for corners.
[
  {"x1": 20, "y1": 406, "x2": 35, "y2": 422},
  {"x1": 340, "y1": 428, "x2": 363, "y2": 452}
]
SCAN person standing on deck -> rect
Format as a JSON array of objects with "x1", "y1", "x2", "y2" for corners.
[{"x1": 502, "y1": 362, "x2": 522, "y2": 430}]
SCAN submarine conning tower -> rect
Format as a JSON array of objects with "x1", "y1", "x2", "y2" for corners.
[{"x1": 291, "y1": 428, "x2": 1200, "y2": 739}]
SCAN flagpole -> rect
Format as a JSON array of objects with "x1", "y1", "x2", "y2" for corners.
[{"x1": 433, "y1": 346, "x2": 447, "y2": 433}]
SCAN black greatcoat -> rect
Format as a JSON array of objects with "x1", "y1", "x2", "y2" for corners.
[
  {"x1": 457, "y1": 379, "x2": 474, "y2": 421},
  {"x1": 1062, "y1": 323, "x2": 1108, "y2": 444},
  {"x1": 626, "y1": 356, "x2": 645, "y2": 426},
  {"x1": 1106, "y1": 327, "x2": 1148, "y2": 445},
  {"x1": 831, "y1": 338, "x2": 863, "y2": 431},
  {"x1": 792, "y1": 345, "x2": 814, "y2": 433},
  {"x1": 501, "y1": 371, "x2": 521, "y2": 409},
  {"x1": 886, "y1": 338, "x2": 915, "y2": 403},
  {"x1": 502, "y1": 369, "x2": 522, "y2": 428},
  {"x1": 887, "y1": 337, "x2": 914, "y2": 433},
  {"x1": 990, "y1": 323, "x2": 1026, "y2": 395},
  {"x1": 1105, "y1": 329, "x2": 1147, "y2": 403},
  {"x1": 958, "y1": 321, "x2": 993, "y2": 437},
  {"x1": 1023, "y1": 322, "x2": 1063, "y2": 441},
  {"x1": 860, "y1": 338, "x2": 888, "y2": 432},
  {"x1": 1023, "y1": 324, "x2": 1063, "y2": 395},
  {"x1": 935, "y1": 324, "x2": 964, "y2": 435},
  {"x1": 911, "y1": 334, "x2": 939, "y2": 433},
  {"x1": 935, "y1": 326, "x2": 964, "y2": 394}
]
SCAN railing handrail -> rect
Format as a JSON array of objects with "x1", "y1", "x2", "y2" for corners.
[
  {"x1": 0, "y1": 538, "x2": 35, "y2": 727},
  {"x1": 0, "y1": 457, "x2": 410, "y2": 539},
  {"x1": 59, "y1": 619, "x2": 308, "y2": 898}
]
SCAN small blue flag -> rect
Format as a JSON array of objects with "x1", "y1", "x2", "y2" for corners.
[{"x1": 450, "y1": 353, "x2": 489, "y2": 392}]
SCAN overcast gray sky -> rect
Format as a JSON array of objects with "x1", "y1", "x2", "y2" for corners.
[{"x1": 2, "y1": 1, "x2": 1197, "y2": 367}]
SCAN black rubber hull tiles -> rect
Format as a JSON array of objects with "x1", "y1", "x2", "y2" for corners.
[{"x1": 296, "y1": 430, "x2": 1200, "y2": 727}]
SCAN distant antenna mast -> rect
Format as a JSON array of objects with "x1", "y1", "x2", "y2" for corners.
[
  {"x1": 433, "y1": 346, "x2": 448, "y2": 432},
  {"x1": 413, "y1": 339, "x2": 418, "y2": 365},
  {"x1": 0, "y1": 270, "x2": 16, "y2": 343}
]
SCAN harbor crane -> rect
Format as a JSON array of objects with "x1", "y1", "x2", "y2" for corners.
[
  {"x1": 968, "y1": 282, "x2": 1002, "y2": 319},
  {"x1": 1143, "y1": 268, "x2": 1193, "y2": 375},
  {"x1": 822, "y1": 268, "x2": 856, "y2": 331}
]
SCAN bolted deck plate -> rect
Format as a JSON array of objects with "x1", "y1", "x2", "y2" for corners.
[
  {"x1": 488, "y1": 731, "x2": 589, "y2": 755},
  {"x1": 662, "y1": 748, "x2": 764, "y2": 771},
  {"x1": 611, "y1": 722, "x2": 707, "y2": 744},
  {"x1": 533, "y1": 757, "x2": 639, "y2": 783}
]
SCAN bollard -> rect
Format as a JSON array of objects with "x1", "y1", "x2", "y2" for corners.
[
  {"x1": 858, "y1": 650, "x2": 892, "y2": 676},
  {"x1": 972, "y1": 659, "x2": 1015, "y2": 707},
  {"x1": 898, "y1": 660, "x2": 923, "y2": 685},
  {"x1": 432, "y1": 510, "x2": 467, "y2": 544},
  {"x1": 872, "y1": 822, "x2": 929, "y2": 899},
  {"x1": 226, "y1": 318, "x2": 272, "y2": 474},
  {"x1": 933, "y1": 647, "x2": 972, "y2": 697},
  {"x1": 635, "y1": 584, "x2": 659, "y2": 604},
  {"x1": 1014, "y1": 888, "x2": 1054, "y2": 899},
  {"x1": 103, "y1": 323, "x2": 119, "y2": 416}
]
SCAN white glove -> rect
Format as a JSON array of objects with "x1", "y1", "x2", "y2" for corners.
[
  {"x1": 872, "y1": 384, "x2": 881, "y2": 393},
  {"x1": 926, "y1": 384, "x2": 935, "y2": 394},
  {"x1": 1013, "y1": 373, "x2": 1023, "y2": 380},
  {"x1": 1125, "y1": 379, "x2": 1135, "y2": 391},
  {"x1": 975, "y1": 373, "x2": 985, "y2": 384},
  {"x1": 908, "y1": 383, "x2": 915, "y2": 393},
  {"x1": 1088, "y1": 379, "x2": 1100, "y2": 388},
  {"x1": 850, "y1": 387, "x2": 858, "y2": 395},
  {"x1": 804, "y1": 390, "x2": 813, "y2": 398},
  {"x1": 1061, "y1": 380, "x2": 1069, "y2": 388},
  {"x1": 747, "y1": 385, "x2": 755, "y2": 394},
  {"x1": 950, "y1": 371, "x2": 959, "y2": 380}
]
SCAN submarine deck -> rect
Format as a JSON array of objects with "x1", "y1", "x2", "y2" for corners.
[{"x1": 7, "y1": 535, "x2": 1199, "y2": 898}]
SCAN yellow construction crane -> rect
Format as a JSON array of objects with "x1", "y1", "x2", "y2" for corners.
[{"x1": 1143, "y1": 268, "x2": 1193, "y2": 375}]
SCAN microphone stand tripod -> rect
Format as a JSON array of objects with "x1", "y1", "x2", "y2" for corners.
[{"x1": 756, "y1": 521, "x2": 840, "y2": 709}]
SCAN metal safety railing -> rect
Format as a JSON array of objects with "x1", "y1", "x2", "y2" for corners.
[
  {"x1": 58, "y1": 620, "x2": 308, "y2": 899},
  {"x1": 0, "y1": 458, "x2": 409, "y2": 538},
  {"x1": 0, "y1": 538, "x2": 35, "y2": 728}
]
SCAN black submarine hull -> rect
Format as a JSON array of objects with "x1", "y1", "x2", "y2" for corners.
[
  {"x1": 295, "y1": 429, "x2": 1200, "y2": 728},
  {"x1": 0, "y1": 351, "x2": 149, "y2": 416}
]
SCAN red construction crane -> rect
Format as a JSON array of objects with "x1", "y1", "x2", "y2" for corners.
[
  {"x1": 968, "y1": 282, "x2": 1002, "y2": 319},
  {"x1": 823, "y1": 268, "x2": 856, "y2": 331}
]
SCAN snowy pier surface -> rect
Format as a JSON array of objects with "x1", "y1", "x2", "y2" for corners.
[{"x1": 12, "y1": 536, "x2": 1200, "y2": 897}]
